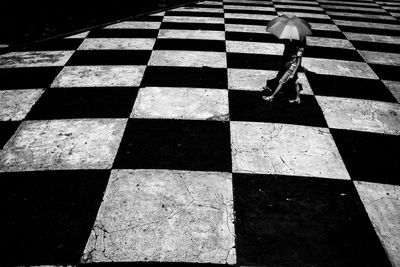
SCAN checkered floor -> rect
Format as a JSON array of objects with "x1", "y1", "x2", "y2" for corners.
[{"x1": 1, "y1": 0, "x2": 400, "y2": 266}]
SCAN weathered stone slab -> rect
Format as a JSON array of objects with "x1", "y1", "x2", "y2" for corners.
[
  {"x1": 148, "y1": 50, "x2": 226, "y2": 68},
  {"x1": 78, "y1": 38, "x2": 156, "y2": 50},
  {"x1": 0, "y1": 89, "x2": 44, "y2": 121},
  {"x1": 0, "y1": 51, "x2": 74, "y2": 68}
]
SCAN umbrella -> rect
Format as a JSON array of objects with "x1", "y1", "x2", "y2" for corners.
[{"x1": 267, "y1": 14, "x2": 312, "y2": 40}]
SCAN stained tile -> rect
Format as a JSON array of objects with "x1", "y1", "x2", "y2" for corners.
[
  {"x1": 51, "y1": 65, "x2": 146, "y2": 87},
  {"x1": 0, "y1": 89, "x2": 45, "y2": 121},
  {"x1": 81, "y1": 169, "x2": 235, "y2": 264},
  {"x1": 0, "y1": 51, "x2": 74, "y2": 68},
  {"x1": 0, "y1": 170, "x2": 109, "y2": 266},
  {"x1": 0, "y1": 119, "x2": 127, "y2": 171},
  {"x1": 229, "y1": 91, "x2": 327, "y2": 127},
  {"x1": 330, "y1": 129, "x2": 400, "y2": 185},
  {"x1": 157, "y1": 29, "x2": 225, "y2": 40},
  {"x1": 0, "y1": 67, "x2": 63, "y2": 89},
  {"x1": 131, "y1": 87, "x2": 229, "y2": 121},
  {"x1": 148, "y1": 50, "x2": 226, "y2": 68},
  {"x1": 77, "y1": 38, "x2": 156, "y2": 50},
  {"x1": 66, "y1": 50, "x2": 152, "y2": 65},
  {"x1": 25, "y1": 87, "x2": 138, "y2": 119},
  {"x1": 113, "y1": 119, "x2": 231, "y2": 172},
  {"x1": 354, "y1": 181, "x2": 400, "y2": 267},
  {"x1": 230, "y1": 121, "x2": 349, "y2": 179},
  {"x1": 233, "y1": 173, "x2": 391, "y2": 266}
]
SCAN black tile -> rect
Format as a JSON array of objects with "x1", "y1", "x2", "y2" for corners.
[
  {"x1": 223, "y1": 9, "x2": 277, "y2": 15},
  {"x1": 225, "y1": 18, "x2": 267, "y2": 26},
  {"x1": 141, "y1": 66, "x2": 227, "y2": 88},
  {"x1": 295, "y1": 17, "x2": 333, "y2": 24},
  {"x1": 338, "y1": 25, "x2": 400, "y2": 36},
  {"x1": 0, "y1": 121, "x2": 20, "y2": 149},
  {"x1": 321, "y1": 3, "x2": 380, "y2": 8},
  {"x1": 233, "y1": 173, "x2": 392, "y2": 266},
  {"x1": 15, "y1": 38, "x2": 84, "y2": 51},
  {"x1": 66, "y1": 50, "x2": 151, "y2": 65},
  {"x1": 328, "y1": 15, "x2": 400, "y2": 24},
  {"x1": 87, "y1": 29, "x2": 159, "y2": 38},
  {"x1": 128, "y1": 15, "x2": 164, "y2": 22},
  {"x1": 324, "y1": 7, "x2": 388, "y2": 15},
  {"x1": 351, "y1": 40, "x2": 400, "y2": 53},
  {"x1": 369, "y1": 64, "x2": 400, "y2": 81},
  {"x1": 25, "y1": 87, "x2": 138, "y2": 119},
  {"x1": 223, "y1": 2, "x2": 273, "y2": 7},
  {"x1": 311, "y1": 29, "x2": 347, "y2": 39},
  {"x1": 229, "y1": 90, "x2": 327, "y2": 127},
  {"x1": 274, "y1": 2, "x2": 321, "y2": 7},
  {"x1": 0, "y1": 170, "x2": 110, "y2": 266},
  {"x1": 165, "y1": 11, "x2": 224, "y2": 17},
  {"x1": 0, "y1": 67, "x2": 62, "y2": 89},
  {"x1": 226, "y1": 32, "x2": 282, "y2": 43},
  {"x1": 304, "y1": 46, "x2": 363, "y2": 61},
  {"x1": 113, "y1": 119, "x2": 231, "y2": 172},
  {"x1": 306, "y1": 72, "x2": 397, "y2": 102},
  {"x1": 160, "y1": 22, "x2": 225, "y2": 31},
  {"x1": 331, "y1": 129, "x2": 400, "y2": 185},
  {"x1": 153, "y1": 39, "x2": 226, "y2": 52},
  {"x1": 227, "y1": 52, "x2": 281, "y2": 70}
]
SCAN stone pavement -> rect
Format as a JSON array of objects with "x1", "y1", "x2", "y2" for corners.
[{"x1": 0, "y1": 0, "x2": 400, "y2": 266}]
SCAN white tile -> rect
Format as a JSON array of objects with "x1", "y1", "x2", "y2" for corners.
[
  {"x1": 274, "y1": 4, "x2": 324, "y2": 11},
  {"x1": 65, "y1": 31, "x2": 90, "y2": 39},
  {"x1": 309, "y1": 23, "x2": 340, "y2": 31},
  {"x1": 105, "y1": 21, "x2": 162, "y2": 29},
  {"x1": 318, "y1": 0, "x2": 378, "y2": 7},
  {"x1": 277, "y1": 11, "x2": 330, "y2": 19},
  {"x1": 228, "y1": 69, "x2": 276, "y2": 91},
  {"x1": 0, "y1": 119, "x2": 127, "y2": 172},
  {"x1": 150, "y1": 11, "x2": 165, "y2": 16},
  {"x1": 78, "y1": 38, "x2": 156, "y2": 50},
  {"x1": 172, "y1": 6, "x2": 223, "y2": 12},
  {"x1": 306, "y1": 37, "x2": 354, "y2": 49},
  {"x1": 316, "y1": 96, "x2": 400, "y2": 135},
  {"x1": 223, "y1": 5, "x2": 275, "y2": 11},
  {"x1": 333, "y1": 19, "x2": 400, "y2": 31},
  {"x1": 131, "y1": 87, "x2": 229, "y2": 121},
  {"x1": 224, "y1": 0, "x2": 271, "y2": 4},
  {"x1": 382, "y1": 80, "x2": 400, "y2": 103},
  {"x1": 302, "y1": 57, "x2": 379, "y2": 79},
  {"x1": 199, "y1": 1, "x2": 223, "y2": 5},
  {"x1": 0, "y1": 89, "x2": 44, "y2": 121},
  {"x1": 0, "y1": 51, "x2": 74, "y2": 68},
  {"x1": 158, "y1": 29, "x2": 225, "y2": 40},
  {"x1": 273, "y1": 0, "x2": 319, "y2": 5},
  {"x1": 354, "y1": 181, "x2": 400, "y2": 267},
  {"x1": 230, "y1": 121, "x2": 350, "y2": 179},
  {"x1": 358, "y1": 50, "x2": 400, "y2": 66},
  {"x1": 343, "y1": 32, "x2": 400, "y2": 45},
  {"x1": 225, "y1": 24, "x2": 269, "y2": 33},
  {"x1": 51, "y1": 66, "x2": 146, "y2": 87},
  {"x1": 224, "y1": 13, "x2": 276, "y2": 20},
  {"x1": 163, "y1": 16, "x2": 224, "y2": 24},
  {"x1": 82, "y1": 169, "x2": 236, "y2": 264},
  {"x1": 226, "y1": 41, "x2": 283, "y2": 54},
  {"x1": 326, "y1": 11, "x2": 397, "y2": 20},
  {"x1": 148, "y1": 50, "x2": 226, "y2": 68},
  {"x1": 321, "y1": 5, "x2": 386, "y2": 13}
]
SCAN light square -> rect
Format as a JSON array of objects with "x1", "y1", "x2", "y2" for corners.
[{"x1": 0, "y1": 89, "x2": 44, "y2": 121}]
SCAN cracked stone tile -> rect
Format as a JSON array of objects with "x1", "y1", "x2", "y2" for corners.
[
  {"x1": 316, "y1": 96, "x2": 400, "y2": 135},
  {"x1": 0, "y1": 119, "x2": 127, "y2": 172},
  {"x1": 333, "y1": 19, "x2": 400, "y2": 31},
  {"x1": 358, "y1": 50, "x2": 400, "y2": 66},
  {"x1": 354, "y1": 181, "x2": 400, "y2": 267},
  {"x1": 0, "y1": 51, "x2": 74, "y2": 68},
  {"x1": 302, "y1": 57, "x2": 379, "y2": 79},
  {"x1": 230, "y1": 121, "x2": 350, "y2": 179},
  {"x1": 162, "y1": 16, "x2": 224, "y2": 24},
  {"x1": 65, "y1": 31, "x2": 90, "y2": 39},
  {"x1": 81, "y1": 169, "x2": 236, "y2": 264},
  {"x1": 306, "y1": 37, "x2": 354, "y2": 49},
  {"x1": 343, "y1": 32, "x2": 400, "y2": 45},
  {"x1": 77, "y1": 38, "x2": 156, "y2": 50},
  {"x1": 131, "y1": 87, "x2": 229, "y2": 121},
  {"x1": 225, "y1": 24, "x2": 269, "y2": 33},
  {"x1": 0, "y1": 89, "x2": 44, "y2": 121},
  {"x1": 223, "y1": 5, "x2": 275, "y2": 11},
  {"x1": 224, "y1": 13, "x2": 276, "y2": 21},
  {"x1": 226, "y1": 41, "x2": 283, "y2": 55},
  {"x1": 382, "y1": 80, "x2": 400, "y2": 103},
  {"x1": 148, "y1": 51, "x2": 226, "y2": 68},
  {"x1": 172, "y1": 6, "x2": 224, "y2": 13},
  {"x1": 51, "y1": 65, "x2": 146, "y2": 87},
  {"x1": 157, "y1": 29, "x2": 225, "y2": 40},
  {"x1": 105, "y1": 21, "x2": 162, "y2": 29}
]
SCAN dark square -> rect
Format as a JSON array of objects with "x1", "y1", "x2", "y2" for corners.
[
  {"x1": 229, "y1": 90, "x2": 327, "y2": 127},
  {"x1": 328, "y1": 15, "x2": 400, "y2": 25},
  {"x1": 350, "y1": 40, "x2": 400, "y2": 54},
  {"x1": 0, "y1": 67, "x2": 63, "y2": 89},
  {"x1": 87, "y1": 29, "x2": 159, "y2": 38},
  {"x1": 0, "y1": 170, "x2": 110, "y2": 266},
  {"x1": 223, "y1": 9, "x2": 277, "y2": 15},
  {"x1": 153, "y1": 39, "x2": 226, "y2": 52},
  {"x1": 227, "y1": 53, "x2": 281, "y2": 70},
  {"x1": 165, "y1": 11, "x2": 224, "y2": 17},
  {"x1": 233, "y1": 173, "x2": 392, "y2": 266},
  {"x1": 0, "y1": 121, "x2": 20, "y2": 149},
  {"x1": 306, "y1": 72, "x2": 397, "y2": 102},
  {"x1": 225, "y1": 18, "x2": 267, "y2": 26},
  {"x1": 160, "y1": 22, "x2": 225, "y2": 31},
  {"x1": 15, "y1": 38, "x2": 84, "y2": 51},
  {"x1": 330, "y1": 129, "x2": 400, "y2": 185},
  {"x1": 141, "y1": 66, "x2": 227, "y2": 88},
  {"x1": 66, "y1": 50, "x2": 152, "y2": 65},
  {"x1": 225, "y1": 32, "x2": 282, "y2": 43},
  {"x1": 338, "y1": 25, "x2": 400, "y2": 37},
  {"x1": 25, "y1": 87, "x2": 138, "y2": 119},
  {"x1": 275, "y1": 7, "x2": 326, "y2": 14},
  {"x1": 113, "y1": 118, "x2": 231, "y2": 172},
  {"x1": 368, "y1": 64, "x2": 400, "y2": 81}
]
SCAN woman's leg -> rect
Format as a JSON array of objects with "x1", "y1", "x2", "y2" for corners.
[
  {"x1": 263, "y1": 82, "x2": 284, "y2": 102},
  {"x1": 289, "y1": 82, "x2": 301, "y2": 104}
]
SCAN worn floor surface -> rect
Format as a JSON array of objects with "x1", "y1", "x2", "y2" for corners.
[{"x1": 1, "y1": 0, "x2": 400, "y2": 266}]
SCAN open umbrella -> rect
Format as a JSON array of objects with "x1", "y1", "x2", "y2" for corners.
[{"x1": 267, "y1": 14, "x2": 312, "y2": 40}]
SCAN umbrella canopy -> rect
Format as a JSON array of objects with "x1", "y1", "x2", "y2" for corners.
[{"x1": 267, "y1": 14, "x2": 312, "y2": 40}]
